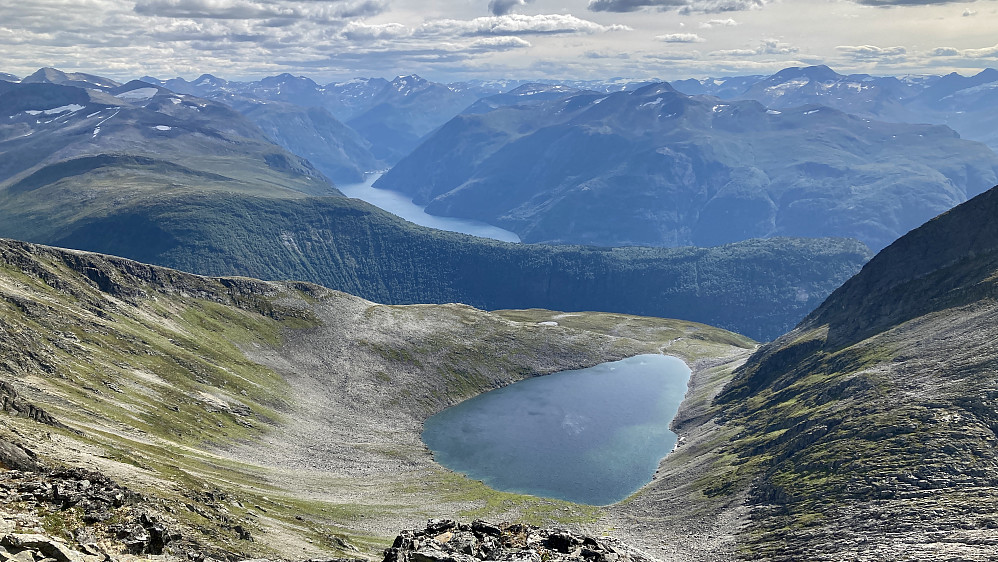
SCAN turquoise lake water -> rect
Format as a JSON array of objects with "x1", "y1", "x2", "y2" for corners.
[{"x1": 421, "y1": 354, "x2": 691, "y2": 505}]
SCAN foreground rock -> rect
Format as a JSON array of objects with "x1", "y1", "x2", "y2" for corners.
[{"x1": 384, "y1": 520, "x2": 657, "y2": 562}]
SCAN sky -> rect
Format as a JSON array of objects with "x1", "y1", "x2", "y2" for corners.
[{"x1": 2, "y1": 0, "x2": 997, "y2": 83}]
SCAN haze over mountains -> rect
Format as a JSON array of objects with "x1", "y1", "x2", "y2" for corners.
[{"x1": 0, "y1": 67, "x2": 874, "y2": 341}]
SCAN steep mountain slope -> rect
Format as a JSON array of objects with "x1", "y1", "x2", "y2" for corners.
[
  {"x1": 377, "y1": 83, "x2": 998, "y2": 250},
  {"x1": 345, "y1": 75, "x2": 480, "y2": 163},
  {"x1": 140, "y1": 74, "x2": 383, "y2": 183},
  {"x1": 225, "y1": 96, "x2": 383, "y2": 183},
  {"x1": 6, "y1": 191, "x2": 868, "y2": 341},
  {"x1": 614, "y1": 185, "x2": 998, "y2": 559},
  {"x1": 0, "y1": 78, "x2": 335, "y2": 212},
  {"x1": 0, "y1": 237, "x2": 754, "y2": 559}
]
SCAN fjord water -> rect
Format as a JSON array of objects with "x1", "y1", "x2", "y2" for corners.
[
  {"x1": 421, "y1": 354, "x2": 691, "y2": 505},
  {"x1": 338, "y1": 173, "x2": 521, "y2": 242}
]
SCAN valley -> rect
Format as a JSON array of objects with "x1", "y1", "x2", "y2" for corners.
[
  {"x1": 0, "y1": 238, "x2": 754, "y2": 560},
  {"x1": 3, "y1": 60, "x2": 998, "y2": 562}
]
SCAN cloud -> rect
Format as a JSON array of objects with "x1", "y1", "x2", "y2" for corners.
[
  {"x1": 419, "y1": 14, "x2": 631, "y2": 37},
  {"x1": 758, "y1": 38, "x2": 797, "y2": 55},
  {"x1": 469, "y1": 36, "x2": 532, "y2": 51},
  {"x1": 341, "y1": 21, "x2": 410, "y2": 42},
  {"x1": 588, "y1": 0, "x2": 767, "y2": 14},
  {"x1": 851, "y1": 0, "x2": 973, "y2": 5},
  {"x1": 134, "y1": 0, "x2": 386, "y2": 21},
  {"x1": 836, "y1": 44, "x2": 907, "y2": 61},
  {"x1": 929, "y1": 47, "x2": 960, "y2": 56},
  {"x1": 710, "y1": 38, "x2": 796, "y2": 57},
  {"x1": 699, "y1": 18, "x2": 738, "y2": 28},
  {"x1": 488, "y1": 0, "x2": 534, "y2": 16},
  {"x1": 929, "y1": 44, "x2": 998, "y2": 59},
  {"x1": 657, "y1": 33, "x2": 705, "y2": 43}
]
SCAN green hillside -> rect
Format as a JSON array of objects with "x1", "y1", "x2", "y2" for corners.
[{"x1": 612, "y1": 185, "x2": 998, "y2": 559}]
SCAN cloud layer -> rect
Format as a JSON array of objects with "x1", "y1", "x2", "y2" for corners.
[{"x1": 1, "y1": 0, "x2": 996, "y2": 82}]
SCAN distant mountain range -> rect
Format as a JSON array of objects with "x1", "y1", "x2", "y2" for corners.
[
  {"x1": 377, "y1": 80, "x2": 998, "y2": 250},
  {"x1": 673, "y1": 64, "x2": 998, "y2": 152},
  {"x1": 0, "y1": 67, "x2": 871, "y2": 340}
]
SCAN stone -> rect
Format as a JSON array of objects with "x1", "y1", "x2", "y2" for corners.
[{"x1": 1, "y1": 534, "x2": 83, "y2": 562}]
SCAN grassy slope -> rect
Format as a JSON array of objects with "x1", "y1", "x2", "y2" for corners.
[
  {"x1": 0, "y1": 239, "x2": 754, "y2": 559},
  {"x1": 663, "y1": 186, "x2": 998, "y2": 560},
  {"x1": 0, "y1": 189, "x2": 871, "y2": 342}
]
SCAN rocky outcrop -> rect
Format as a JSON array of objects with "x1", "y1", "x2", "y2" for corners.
[
  {"x1": 0, "y1": 447, "x2": 194, "y2": 560},
  {"x1": 1, "y1": 380, "x2": 67, "y2": 430},
  {"x1": 1, "y1": 533, "x2": 102, "y2": 562},
  {"x1": 383, "y1": 520, "x2": 657, "y2": 562}
]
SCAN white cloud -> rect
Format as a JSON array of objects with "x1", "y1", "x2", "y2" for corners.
[
  {"x1": 469, "y1": 36, "x2": 532, "y2": 51},
  {"x1": 929, "y1": 44, "x2": 998, "y2": 59},
  {"x1": 836, "y1": 44, "x2": 907, "y2": 61},
  {"x1": 929, "y1": 47, "x2": 961, "y2": 57},
  {"x1": 657, "y1": 33, "x2": 705, "y2": 43},
  {"x1": 134, "y1": 0, "x2": 387, "y2": 21},
  {"x1": 710, "y1": 38, "x2": 796, "y2": 57},
  {"x1": 588, "y1": 0, "x2": 767, "y2": 14},
  {"x1": 342, "y1": 21, "x2": 410, "y2": 42},
  {"x1": 419, "y1": 14, "x2": 631, "y2": 37},
  {"x1": 488, "y1": 0, "x2": 535, "y2": 16},
  {"x1": 699, "y1": 18, "x2": 738, "y2": 28}
]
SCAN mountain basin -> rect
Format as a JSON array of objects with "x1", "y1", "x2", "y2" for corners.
[{"x1": 421, "y1": 354, "x2": 691, "y2": 505}]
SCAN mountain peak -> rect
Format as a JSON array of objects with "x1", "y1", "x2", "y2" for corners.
[
  {"x1": 22, "y1": 67, "x2": 120, "y2": 90},
  {"x1": 391, "y1": 74, "x2": 429, "y2": 90},
  {"x1": 770, "y1": 64, "x2": 841, "y2": 83}
]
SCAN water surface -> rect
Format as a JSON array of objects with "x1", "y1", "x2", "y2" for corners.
[
  {"x1": 337, "y1": 174, "x2": 520, "y2": 243},
  {"x1": 421, "y1": 354, "x2": 690, "y2": 505}
]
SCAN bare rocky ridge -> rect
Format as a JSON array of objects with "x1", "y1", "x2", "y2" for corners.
[{"x1": 383, "y1": 519, "x2": 656, "y2": 562}]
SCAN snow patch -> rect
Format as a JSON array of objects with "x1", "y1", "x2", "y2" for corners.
[
  {"x1": 538, "y1": 321, "x2": 559, "y2": 327},
  {"x1": 640, "y1": 97, "x2": 664, "y2": 108},
  {"x1": 766, "y1": 109, "x2": 782, "y2": 115},
  {"x1": 169, "y1": 97, "x2": 182, "y2": 104},
  {"x1": 47, "y1": 104, "x2": 84, "y2": 114},
  {"x1": 764, "y1": 78, "x2": 810, "y2": 96},
  {"x1": 115, "y1": 87, "x2": 158, "y2": 101},
  {"x1": 154, "y1": 125, "x2": 172, "y2": 131},
  {"x1": 712, "y1": 104, "x2": 728, "y2": 113},
  {"x1": 803, "y1": 109, "x2": 820, "y2": 115}
]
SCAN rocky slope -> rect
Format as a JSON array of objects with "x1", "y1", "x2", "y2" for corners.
[
  {"x1": 614, "y1": 184, "x2": 998, "y2": 560},
  {"x1": 0, "y1": 237, "x2": 755, "y2": 560},
  {"x1": 383, "y1": 519, "x2": 655, "y2": 562},
  {"x1": 376, "y1": 82, "x2": 998, "y2": 251}
]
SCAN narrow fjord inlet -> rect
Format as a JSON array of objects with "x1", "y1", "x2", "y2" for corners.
[{"x1": 421, "y1": 354, "x2": 691, "y2": 505}]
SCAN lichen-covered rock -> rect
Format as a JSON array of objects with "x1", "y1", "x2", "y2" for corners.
[{"x1": 383, "y1": 520, "x2": 658, "y2": 562}]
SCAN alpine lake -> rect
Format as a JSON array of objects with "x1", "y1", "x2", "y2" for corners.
[{"x1": 421, "y1": 354, "x2": 691, "y2": 505}]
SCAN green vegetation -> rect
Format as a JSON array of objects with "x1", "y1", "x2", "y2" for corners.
[{"x1": 0, "y1": 191, "x2": 869, "y2": 341}]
